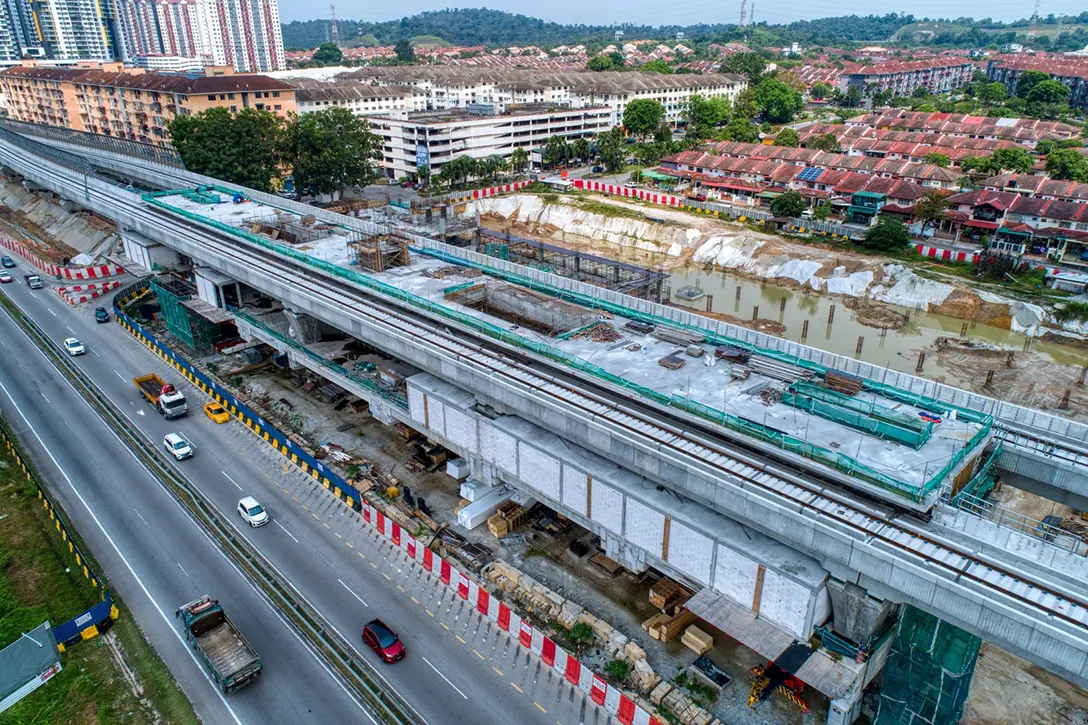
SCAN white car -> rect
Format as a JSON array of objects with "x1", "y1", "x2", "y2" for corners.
[
  {"x1": 163, "y1": 433, "x2": 193, "y2": 460},
  {"x1": 63, "y1": 337, "x2": 85, "y2": 356},
  {"x1": 238, "y1": 496, "x2": 269, "y2": 527}
]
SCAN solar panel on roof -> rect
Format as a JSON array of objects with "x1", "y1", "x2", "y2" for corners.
[{"x1": 796, "y1": 167, "x2": 823, "y2": 182}]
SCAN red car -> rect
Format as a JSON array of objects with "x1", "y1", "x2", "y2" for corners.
[{"x1": 362, "y1": 619, "x2": 405, "y2": 663}]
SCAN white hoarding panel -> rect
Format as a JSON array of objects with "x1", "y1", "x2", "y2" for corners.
[
  {"x1": 625, "y1": 499, "x2": 665, "y2": 556},
  {"x1": 667, "y1": 520, "x2": 713, "y2": 586},
  {"x1": 444, "y1": 406, "x2": 478, "y2": 452},
  {"x1": 713, "y1": 545, "x2": 759, "y2": 609},
  {"x1": 759, "y1": 570, "x2": 811, "y2": 639},
  {"x1": 480, "y1": 421, "x2": 517, "y2": 474},
  {"x1": 408, "y1": 386, "x2": 426, "y2": 425},
  {"x1": 426, "y1": 396, "x2": 446, "y2": 437},
  {"x1": 518, "y1": 443, "x2": 561, "y2": 501},
  {"x1": 561, "y1": 465, "x2": 588, "y2": 516},
  {"x1": 590, "y1": 481, "x2": 623, "y2": 534}
]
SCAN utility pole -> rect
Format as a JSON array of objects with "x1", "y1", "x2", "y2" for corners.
[
  {"x1": 1027, "y1": 0, "x2": 1040, "y2": 41},
  {"x1": 330, "y1": 3, "x2": 339, "y2": 46}
]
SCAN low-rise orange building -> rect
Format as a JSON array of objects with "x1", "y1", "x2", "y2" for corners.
[{"x1": 0, "y1": 61, "x2": 296, "y2": 147}]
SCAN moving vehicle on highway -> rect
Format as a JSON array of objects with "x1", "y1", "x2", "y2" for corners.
[
  {"x1": 63, "y1": 337, "x2": 85, "y2": 356},
  {"x1": 204, "y1": 401, "x2": 231, "y2": 424},
  {"x1": 0, "y1": 255, "x2": 13, "y2": 268},
  {"x1": 134, "y1": 373, "x2": 188, "y2": 419},
  {"x1": 24, "y1": 273, "x2": 42, "y2": 289},
  {"x1": 362, "y1": 619, "x2": 405, "y2": 664},
  {"x1": 176, "y1": 596, "x2": 262, "y2": 693},
  {"x1": 237, "y1": 497, "x2": 268, "y2": 527},
  {"x1": 94, "y1": 307, "x2": 110, "y2": 323},
  {"x1": 163, "y1": 432, "x2": 193, "y2": 460},
  {"x1": 0, "y1": 271, "x2": 10, "y2": 284}
]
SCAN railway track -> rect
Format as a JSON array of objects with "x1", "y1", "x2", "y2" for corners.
[{"x1": 6, "y1": 136, "x2": 1088, "y2": 642}]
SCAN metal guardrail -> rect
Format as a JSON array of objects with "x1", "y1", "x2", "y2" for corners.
[
  {"x1": 2, "y1": 291, "x2": 422, "y2": 724},
  {"x1": 0, "y1": 118, "x2": 184, "y2": 168}
]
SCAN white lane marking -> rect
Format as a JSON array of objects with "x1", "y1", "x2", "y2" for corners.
[
  {"x1": 67, "y1": 326, "x2": 75, "y2": 334},
  {"x1": 114, "y1": 370, "x2": 126, "y2": 382},
  {"x1": 0, "y1": 377, "x2": 245, "y2": 725},
  {"x1": 133, "y1": 509, "x2": 152, "y2": 529},
  {"x1": 39, "y1": 392, "x2": 49, "y2": 403},
  {"x1": 92, "y1": 349, "x2": 100, "y2": 357},
  {"x1": 0, "y1": 339, "x2": 6, "y2": 349},
  {"x1": 48, "y1": 308, "x2": 56, "y2": 317},
  {"x1": 275, "y1": 519, "x2": 299, "y2": 544},
  {"x1": 177, "y1": 562, "x2": 191, "y2": 578},
  {"x1": 338, "y1": 578, "x2": 368, "y2": 607},
  {"x1": 222, "y1": 471, "x2": 243, "y2": 491},
  {"x1": 422, "y1": 656, "x2": 468, "y2": 700}
]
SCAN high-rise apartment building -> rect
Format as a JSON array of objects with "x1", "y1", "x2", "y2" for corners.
[{"x1": 0, "y1": 0, "x2": 284, "y2": 70}]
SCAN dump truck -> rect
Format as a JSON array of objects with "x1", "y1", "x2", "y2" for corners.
[
  {"x1": 134, "y1": 373, "x2": 188, "y2": 419},
  {"x1": 176, "y1": 596, "x2": 261, "y2": 693}
]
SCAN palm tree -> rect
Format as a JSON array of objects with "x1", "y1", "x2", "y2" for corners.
[
  {"x1": 571, "y1": 137, "x2": 591, "y2": 165},
  {"x1": 510, "y1": 147, "x2": 529, "y2": 174},
  {"x1": 544, "y1": 135, "x2": 569, "y2": 169}
]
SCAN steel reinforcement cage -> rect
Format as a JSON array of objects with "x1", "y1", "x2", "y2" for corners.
[{"x1": 141, "y1": 186, "x2": 994, "y2": 503}]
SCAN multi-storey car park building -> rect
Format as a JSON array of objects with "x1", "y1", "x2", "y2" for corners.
[
  {"x1": 0, "y1": 61, "x2": 294, "y2": 145},
  {"x1": 372, "y1": 104, "x2": 612, "y2": 181},
  {"x1": 325, "y1": 66, "x2": 747, "y2": 127},
  {"x1": 837, "y1": 57, "x2": 975, "y2": 97}
]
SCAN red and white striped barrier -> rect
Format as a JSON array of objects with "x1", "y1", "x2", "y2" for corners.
[
  {"x1": 572, "y1": 179, "x2": 683, "y2": 208},
  {"x1": 55, "y1": 280, "x2": 121, "y2": 306},
  {"x1": 472, "y1": 180, "x2": 531, "y2": 199},
  {"x1": 361, "y1": 501, "x2": 662, "y2": 725},
  {"x1": 914, "y1": 243, "x2": 980, "y2": 264},
  {"x1": 0, "y1": 236, "x2": 124, "y2": 279}
]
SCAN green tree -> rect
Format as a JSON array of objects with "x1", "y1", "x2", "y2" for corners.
[
  {"x1": 394, "y1": 38, "x2": 415, "y2": 62},
  {"x1": 911, "y1": 85, "x2": 930, "y2": 98},
  {"x1": 721, "y1": 118, "x2": 759, "y2": 143},
  {"x1": 1026, "y1": 79, "x2": 1069, "y2": 104},
  {"x1": 168, "y1": 107, "x2": 281, "y2": 192},
  {"x1": 653, "y1": 123, "x2": 672, "y2": 145},
  {"x1": 311, "y1": 42, "x2": 343, "y2": 66},
  {"x1": 1046, "y1": 148, "x2": 1088, "y2": 182},
  {"x1": 769, "y1": 190, "x2": 805, "y2": 218},
  {"x1": 813, "y1": 201, "x2": 832, "y2": 220},
  {"x1": 608, "y1": 51, "x2": 626, "y2": 68},
  {"x1": 976, "y1": 82, "x2": 1008, "y2": 107},
  {"x1": 844, "y1": 85, "x2": 863, "y2": 108},
  {"x1": 991, "y1": 147, "x2": 1035, "y2": 174},
  {"x1": 570, "y1": 137, "x2": 591, "y2": 164},
  {"x1": 731, "y1": 87, "x2": 759, "y2": 120},
  {"x1": 586, "y1": 55, "x2": 612, "y2": 71},
  {"x1": 922, "y1": 152, "x2": 950, "y2": 167},
  {"x1": 639, "y1": 59, "x2": 673, "y2": 74},
  {"x1": 568, "y1": 623, "x2": 595, "y2": 653},
  {"x1": 509, "y1": 147, "x2": 529, "y2": 173},
  {"x1": 807, "y1": 133, "x2": 841, "y2": 152},
  {"x1": 544, "y1": 135, "x2": 570, "y2": 167},
  {"x1": 913, "y1": 189, "x2": 950, "y2": 232},
  {"x1": 774, "y1": 128, "x2": 800, "y2": 147},
  {"x1": 597, "y1": 129, "x2": 626, "y2": 172},
  {"x1": 861, "y1": 216, "x2": 910, "y2": 252},
  {"x1": 754, "y1": 78, "x2": 804, "y2": 123},
  {"x1": 684, "y1": 93, "x2": 730, "y2": 138},
  {"x1": 810, "y1": 82, "x2": 832, "y2": 100},
  {"x1": 281, "y1": 107, "x2": 382, "y2": 198},
  {"x1": 723, "y1": 52, "x2": 766, "y2": 82},
  {"x1": 1014, "y1": 70, "x2": 1050, "y2": 99},
  {"x1": 623, "y1": 99, "x2": 665, "y2": 139}
]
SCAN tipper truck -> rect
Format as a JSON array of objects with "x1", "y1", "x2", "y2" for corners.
[
  {"x1": 134, "y1": 373, "x2": 188, "y2": 418},
  {"x1": 176, "y1": 596, "x2": 261, "y2": 693}
]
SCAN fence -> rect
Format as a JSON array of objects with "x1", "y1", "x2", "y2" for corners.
[
  {"x1": 0, "y1": 118, "x2": 183, "y2": 168},
  {"x1": 113, "y1": 282, "x2": 365, "y2": 513},
  {"x1": 0, "y1": 417, "x2": 117, "y2": 648}
]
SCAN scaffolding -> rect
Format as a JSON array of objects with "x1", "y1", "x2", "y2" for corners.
[
  {"x1": 242, "y1": 211, "x2": 356, "y2": 246},
  {"x1": 875, "y1": 606, "x2": 981, "y2": 725},
  {"x1": 150, "y1": 276, "x2": 229, "y2": 354},
  {"x1": 349, "y1": 226, "x2": 411, "y2": 272}
]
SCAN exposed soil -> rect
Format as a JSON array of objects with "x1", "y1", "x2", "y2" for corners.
[
  {"x1": 843, "y1": 297, "x2": 909, "y2": 330},
  {"x1": 964, "y1": 643, "x2": 1088, "y2": 725}
]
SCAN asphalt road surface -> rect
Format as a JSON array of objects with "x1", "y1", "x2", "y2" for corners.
[{"x1": 0, "y1": 269, "x2": 610, "y2": 725}]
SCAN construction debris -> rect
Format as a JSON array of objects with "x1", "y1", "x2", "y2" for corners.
[
  {"x1": 567, "y1": 321, "x2": 623, "y2": 343},
  {"x1": 423, "y1": 264, "x2": 482, "y2": 280},
  {"x1": 658, "y1": 352, "x2": 687, "y2": 370},
  {"x1": 652, "y1": 326, "x2": 703, "y2": 346},
  {"x1": 729, "y1": 363, "x2": 750, "y2": 381},
  {"x1": 759, "y1": 385, "x2": 784, "y2": 406},
  {"x1": 824, "y1": 369, "x2": 864, "y2": 396}
]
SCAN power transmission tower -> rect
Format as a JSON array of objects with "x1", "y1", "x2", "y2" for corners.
[
  {"x1": 739, "y1": 0, "x2": 747, "y2": 27},
  {"x1": 330, "y1": 3, "x2": 339, "y2": 46},
  {"x1": 750, "y1": 2, "x2": 755, "y2": 25},
  {"x1": 1027, "y1": 0, "x2": 1040, "y2": 41}
]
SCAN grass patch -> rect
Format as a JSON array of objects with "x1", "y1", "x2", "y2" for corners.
[
  {"x1": 569, "y1": 198, "x2": 649, "y2": 221},
  {"x1": 603, "y1": 659, "x2": 632, "y2": 683},
  {"x1": 1055, "y1": 301, "x2": 1088, "y2": 324},
  {"x1": 0, "y1": 424, "x2": 197, "y2": 725}
]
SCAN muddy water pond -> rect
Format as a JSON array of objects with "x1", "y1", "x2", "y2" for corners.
[{"x1": 668, "y1": 268, "x2": 1088, "y2": 388}]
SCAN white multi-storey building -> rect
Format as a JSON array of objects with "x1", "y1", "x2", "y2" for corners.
[
  {"x1": 155, "y1": 0, "x2": 201, "y2": 58},
  {"x1": 287, "y1": 77, "x2": 427, "y2": 116},
  {"x1": 373, "y1": 104, "x2": 612, "y2": 180}
]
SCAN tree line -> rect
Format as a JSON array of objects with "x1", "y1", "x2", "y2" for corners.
[{"x1": 168, "y1": 107, "x2": 382, "y2": 198}]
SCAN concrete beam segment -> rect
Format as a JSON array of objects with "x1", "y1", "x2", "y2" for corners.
[
  {"x1": 4, "y1": 139, "x2": 1088, "y2": 687},
  {"x1": 998, "y1": 446, "x2": 1088, "y2": 511}
]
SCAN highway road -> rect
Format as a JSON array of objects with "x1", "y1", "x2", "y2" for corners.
[{"x1": 0, "y1": 269, "x2": 607, "y2": 725}]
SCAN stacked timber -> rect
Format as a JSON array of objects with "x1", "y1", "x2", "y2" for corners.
[
  {"x1": 825, "y1": 369, "x2": 863, "y2": 396},
  {"x1": 681, "y1": 625, "x2": 713, "y2": 655},
  {"x1": 652, "y1": 326, "x2": 703, "y2": 346},
  {"x1": 649, "y1": 578, "x2": 693, "y2": 612}
]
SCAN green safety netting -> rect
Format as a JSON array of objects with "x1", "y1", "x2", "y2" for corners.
[
  {"x1": 875, "y1": 606, "x2": 981, "y2": 725},
  {"x1": 145, "y1": 186, "x2": 994, "y2": 502},
  {"x1": 783, "y1": 380, "x2": 934, "y2": 450}
]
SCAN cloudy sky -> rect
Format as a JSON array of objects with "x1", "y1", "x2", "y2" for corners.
[{"x1": 278, "y1": 0, "x2": 1086, "y2": 28}]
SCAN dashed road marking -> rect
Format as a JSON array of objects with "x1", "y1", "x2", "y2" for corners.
[
  {"x1": 534, "y1": 702, "x2": 547, "y2": 714},
  {"x1": 455, "y1": 635, "x2": 466, "y2": 644},
  {"x1": 493, "y1": 667, "x2": 504, "y2": 677},
  {"x1": 440, "y1": 622, "x2": 449, "y2": 631},
  {"x1": 474, "y1": 649, "x2": 484, "y2": 660},
  {"x1": 426, "y1": 609, "x2": 434, "y2": 618},
  {"x1": 411, "y1": 596, "x2": 419, "y2": 604},
  {"x1": 511, "y1": 683, "x2": 524, "y2": 694}
]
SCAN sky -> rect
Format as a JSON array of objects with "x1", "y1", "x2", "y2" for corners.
[{"x1": 279, "y1": 0, "x2": 1087, "y2": 28}]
